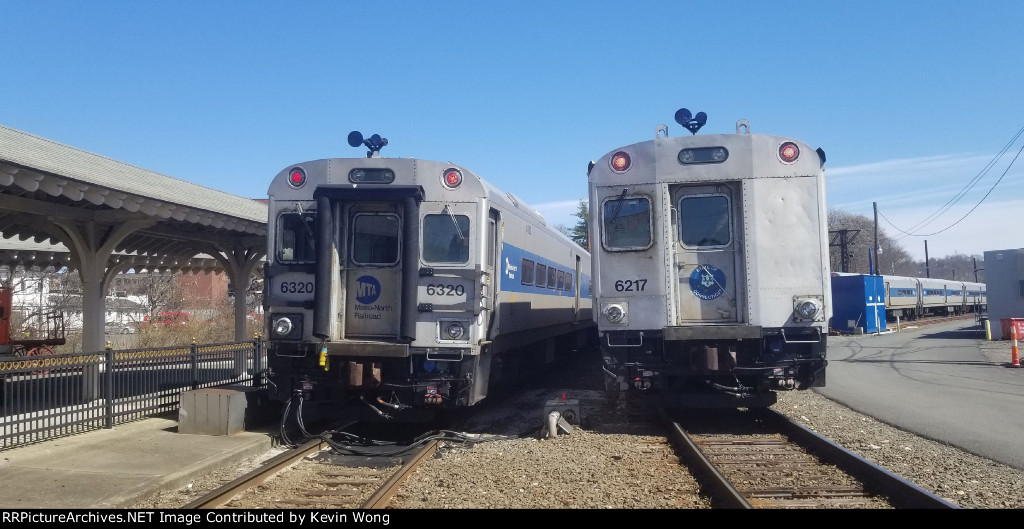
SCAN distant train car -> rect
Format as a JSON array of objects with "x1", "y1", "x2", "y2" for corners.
[
  {"x1": 264, "y1": 132, "x2": 595, "y2": 424},
  {"x1": 834, "y1": 273, "x2": 987, "y2": 322},
  {"x1": 881, "y1": 275, "x2": 921, "y2": 320},
  {"x1": 964, "y1": 282, "x2": 987, "y2": 312},
  {"x1": 587, "y1": 110, "x2": 830, "y2": 408}
]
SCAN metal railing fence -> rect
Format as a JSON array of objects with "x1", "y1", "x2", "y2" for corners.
[{"x1": 0, "y1": 338, "x2": 265, "y2": 450}]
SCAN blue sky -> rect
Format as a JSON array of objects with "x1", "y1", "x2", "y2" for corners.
[{"x1": 2, "y1": 1, "x2": 1021, "y2": 262}]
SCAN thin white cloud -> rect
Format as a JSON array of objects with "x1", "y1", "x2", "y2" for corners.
[
  {"x1": 829, "y1": 151, "x2": 1023, "y2": 260},
  {"x1": 532, "y1": 199, "x2": 586, "y2": 228}
]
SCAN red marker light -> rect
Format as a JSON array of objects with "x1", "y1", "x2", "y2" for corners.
[
  {"x1": 779, "y1": 142, "x2": 800, "y2": 163},
  {"x1": 288, "y1": 167, "x2": 306, "y2": 187},
  {"x1": 442, "y1": 168, "x2": 463, "y2": 188},
  {"x1": 610, "y1": 151, "x2": 631, "y2": 172}
]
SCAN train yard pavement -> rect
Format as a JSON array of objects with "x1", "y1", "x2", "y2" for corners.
[
  {"x1": 0, "y1": 414, "x2": 275, "y2": 509},
  {"x1": 819, "y1": 318, "x2": 1024, "y2": 471}
]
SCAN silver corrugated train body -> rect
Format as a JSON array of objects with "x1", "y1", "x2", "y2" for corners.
[
  {"x1": 588, "y1": 114, "x2": 830, "y2": 407},
  {"x1": 265, "y1": 135, "x2": 594, "y2": 422}
]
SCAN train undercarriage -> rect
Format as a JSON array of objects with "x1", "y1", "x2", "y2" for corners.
[{"x1": 600, "y1": 328, "x2": 827, "y2": 408}]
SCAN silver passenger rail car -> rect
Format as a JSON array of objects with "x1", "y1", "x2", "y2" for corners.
[
  {"x1": 587, "y1": 110, "x2": 830, "y2": 408},
  {"x1": 265, "y1": 132, "x2": 594, "y2": 423}
]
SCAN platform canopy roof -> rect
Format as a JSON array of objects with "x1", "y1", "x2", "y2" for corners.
[
  {"x1": 0, "y1": 123, "x2": 270, "y2": 348},
  {"x1": 0, "y1": 123, "x2": 267, "y2": 268}
]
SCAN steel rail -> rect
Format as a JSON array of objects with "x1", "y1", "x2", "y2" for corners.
[
  {"x1": 758, "y1": 408, "x2": 960, "y2": 509},
  {"x1": 360, "y1": 439, "x2": 441, "y2": 509},
  {"x1": 181, "y1": 438, "x2": 326, "y2": 509},
  {"x1": 663, "y1": 405, "x2": 959, "y2": 509}
]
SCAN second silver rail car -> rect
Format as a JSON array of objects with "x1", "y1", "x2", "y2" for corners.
[
  {"x1": 264, "y1": 132, "x2": 595, "y2": 423},
  {"x1": 588, "y1": 111, "x2": 830, "y2": 407}
]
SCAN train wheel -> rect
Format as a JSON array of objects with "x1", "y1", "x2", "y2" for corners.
[{"x1": 28, "y1": 345, "x2": 55, "y2": 375}]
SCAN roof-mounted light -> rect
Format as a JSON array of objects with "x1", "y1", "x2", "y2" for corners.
[
  {"x1": 779, "y1": 142, "x2": 800, "y2": 163},
  {"x1": 349, "y1": 168, "x2": 395, "y2": 183},
  {"x1": 610, "y1": 151, "x2": 631, "y2": 173},
  {"x1": 442, "y1": 168, "x2": 463, "y2": 189},
  {"x1": 287, "y1": 167, "x2": 306, "y2": 188},
  {"x1": 679, "y1": 147, "x2": 728, "y2": 164}
]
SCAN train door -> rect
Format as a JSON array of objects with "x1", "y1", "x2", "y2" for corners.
[
  {"x1": 344, "y1": 202, "x2": 403, "y2": 338},
  {"x1": 671, "y1": 183, "x2": 740, "y2": 324},
  {"x1": 485, "y1": 209, "x2": 499, "y2": 337}
]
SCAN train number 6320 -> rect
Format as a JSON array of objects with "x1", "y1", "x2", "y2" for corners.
[
  {"x1": 614, "y1": 279, "x2": 647, "y2": 292},
  {"x1": 426, "y1": 284, "x2": 465, "y2": 296},
  {"x1": 279, "y1": 281, "x2": 314, "y2": 294}
]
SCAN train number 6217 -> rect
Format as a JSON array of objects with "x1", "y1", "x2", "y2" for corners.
[{"x1": 614, "y1": 279, "x2": 647, "y2": 292}]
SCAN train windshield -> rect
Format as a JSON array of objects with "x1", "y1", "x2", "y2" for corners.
[
  {"x1": 679, "y1": 195, "x2": 731, "y2": 247},
  {"x1": 352, "y1": 213, "x2": 401, "y2": 265},
  {"x1": 277, "y1": 211, "x2": 316, "y2": 262},
  {"x1": 602, "y1": 196, "x2": 652, "y2": 250},
  {"x1": 422, "y1": 214, "x2": 470, "y2": 263}
]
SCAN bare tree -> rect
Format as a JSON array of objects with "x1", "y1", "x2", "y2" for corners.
[
  {"x1": 828, "y1": 208, "x2": 916, "y2": 276},
  {"x1": 827, "y1": 207, "x2": 982, "y2": 280}
]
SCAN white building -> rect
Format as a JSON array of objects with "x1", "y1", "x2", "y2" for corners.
[{"x1": 983, "y1": 248, "x2": 1024, "y2": 340}]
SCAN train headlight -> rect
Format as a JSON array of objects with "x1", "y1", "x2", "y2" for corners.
[
  {"x1": 273, "y1": 317, "x2": 293, "y2": 336},
  {"x1": 793, "y1": 297, "x2": 822, "y2": 321},
  {"x1": 602, "y1": 302, "x2": 627, "y2": 324},
  {"x1": 271, "y1": 314, "x2": 303, "y2": 340},
  {"x1": 438, "y1": 320, "x2": 469, "y2": 342},
  {"x1": 445, "y1": 322, "x2": 465, "y2": 340}
]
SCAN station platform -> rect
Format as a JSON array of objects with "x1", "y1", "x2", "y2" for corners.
[{"x1": 0, "y1": 414, "x2": 277, "y2": 509}]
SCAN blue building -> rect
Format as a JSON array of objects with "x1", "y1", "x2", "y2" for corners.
[{"x1": 830, "y1": 274, "x2": 886, "y2": 334}]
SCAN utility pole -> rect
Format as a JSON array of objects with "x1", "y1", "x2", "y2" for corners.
[
  {"x1": 872, "y1": 202, "x2": 880, "y2": 275},
  {"x1": 924, "y1": 240, "x2": 930, "y2": 278}
]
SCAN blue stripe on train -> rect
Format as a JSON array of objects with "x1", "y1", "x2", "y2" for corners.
[{"x1": 499, "y1": 243, "x2": 591, "y2": 299}]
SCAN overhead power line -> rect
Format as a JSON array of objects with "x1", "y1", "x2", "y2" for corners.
[{"x1": 881, "y1": 124, "x2": 1024, "y2": 239}]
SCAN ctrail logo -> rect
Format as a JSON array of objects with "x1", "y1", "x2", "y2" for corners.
[
  {"x1": 356, "y1": 275, "x2": 382, "y2": 304},
  {"x1": 689, "y1": 265, "x2": 727, "y2": 300},
  {"x1": 505, "y1": 257, "x2": 517, "y2": 280}
]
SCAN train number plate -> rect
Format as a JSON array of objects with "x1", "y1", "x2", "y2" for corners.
[
  {"x1": 418, "y1": 279, "x2": 470, "y2": 305},
  {"x1": 272, "y1": 272, "x2": 314, "y2": 301}
]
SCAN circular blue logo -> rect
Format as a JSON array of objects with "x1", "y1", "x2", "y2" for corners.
[
  {"x1": 689, "y1": 266, "x2": 726, "y2": 300},
  {"x1": 355, "y1": 275, "x2": 382, "y2": 304}
]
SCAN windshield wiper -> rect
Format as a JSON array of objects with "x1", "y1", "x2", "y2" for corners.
[{"x1": 608, "y1": 188, "x2": 628, "y2": 225}]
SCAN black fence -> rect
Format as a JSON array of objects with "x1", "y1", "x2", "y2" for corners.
[{"x1": 0, "y1": 338, "x2": 265, "y2": 450}]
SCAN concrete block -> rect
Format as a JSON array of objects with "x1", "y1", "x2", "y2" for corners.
[{"x1": 179, "y1": 387, "x2": 249, "y2": 436}]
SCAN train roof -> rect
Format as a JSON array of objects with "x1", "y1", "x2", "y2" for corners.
[
  {"x1": 588, "y1": 127, "x2": 824, "y2": 186},
  {"x1": 268, "y1": 156, "x2": 586, "y2": 254}
]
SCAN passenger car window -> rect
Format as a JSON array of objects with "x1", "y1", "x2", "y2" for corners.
[{"x1": 521, "y1": 259, "x2": 535, "y2": 285}]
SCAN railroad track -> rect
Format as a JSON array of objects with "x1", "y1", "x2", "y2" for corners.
[
  {"x1": 666, "y1": 406, "x2": 960, "y2": 509},
  {"x1": 181, "y1": 434, "x2": 440, "y2": 509},
  {"x1": 893, "y1": 313, "x2": 978, "y2": 330}
]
